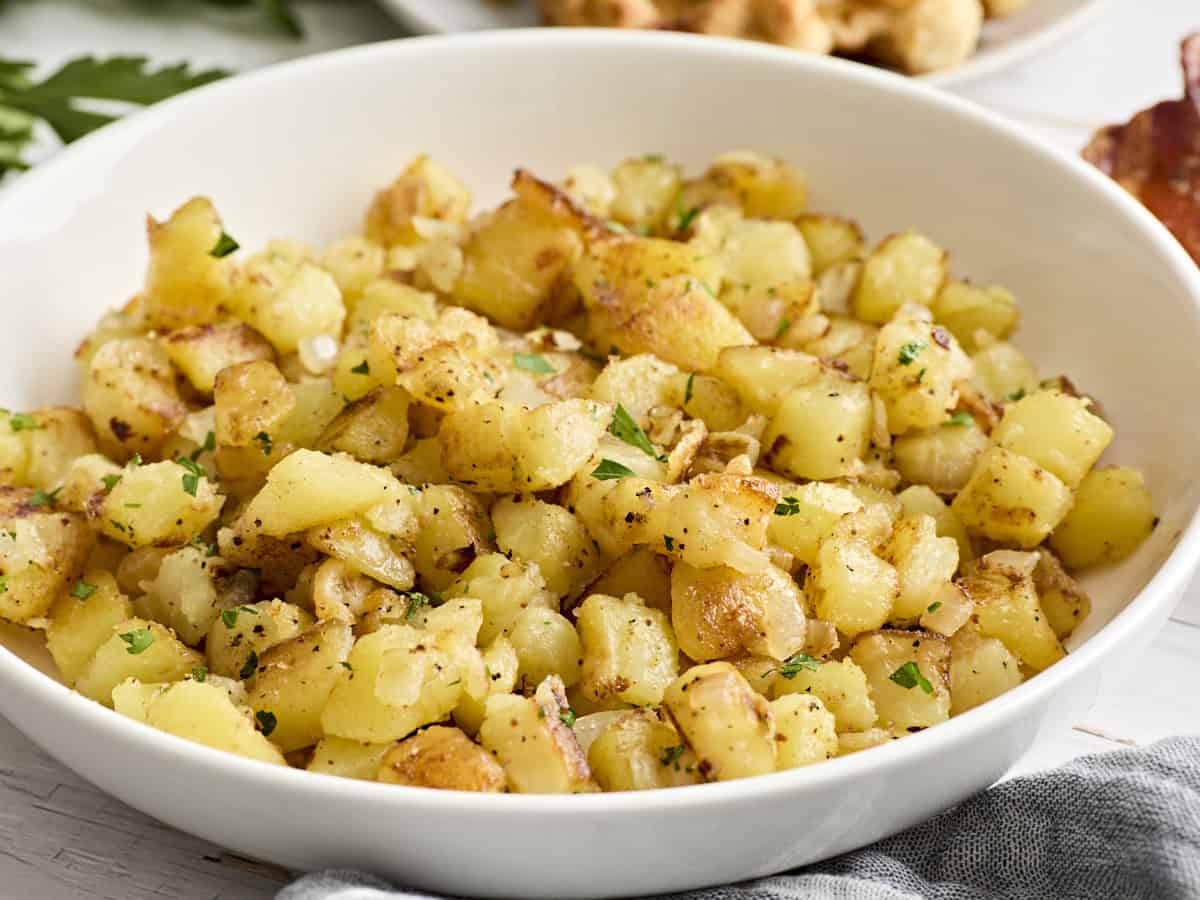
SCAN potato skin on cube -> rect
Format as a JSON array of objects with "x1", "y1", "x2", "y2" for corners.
[{"x1": 377, "y1": 726, "x2": 506, "y2": 792}]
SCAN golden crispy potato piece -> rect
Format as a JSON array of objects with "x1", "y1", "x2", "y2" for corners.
[
  {"x1": 849, "y1": 629, "x2": 951, "y2": 730},
  {"x1": 378, "y1": 726, "x2": 506, "y2": 792},
  {"x1": 1050, "y1": 466, "x2": 1155, "y2": 570},
  {"x1": 162, "y1": 322, "x2": 275, "y2": 394},
  {"x1": 141, "y1": 197, "x2": 236, "y2": 331},
  {"x1": 588, "y1": 709, "x2": 703, "y2": 791}
]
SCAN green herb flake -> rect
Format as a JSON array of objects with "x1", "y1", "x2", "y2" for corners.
[
  {"x1": 124, "y1": 502, "x2": 142, "y2": 509},
  {"x1": 404, "y1": 592, "x2": 432, "y2": 620},
  {"x1": 766, "y1": 652, "x2": 821, "y2": 680},
  {"x1": 175, "y1": 457, "x2": 206, "y2": 497},
  {"x1": 128, "y1": 453, "x2": 143, "y2": 467},
  {"x1": 240, "y1": 650, "x2": 259, "y2": 680},
  {"x1": 664, "y1": 535, "x2": 675, "y2": 551},
  {"x1": 927, "y1": 601, "x2": 943, "y2": 613},
  {"x1": 947, "y1": 410, "x2": 976, "y2": 428},
  {"x1": 255, "y1": 710, "x2": 277, "y2": 737},
  {"x1": 609, "y1": 403, "x2": 662, "y2": 460},
  {"x1": 604, "y1": 220, "x2": 630, "y2": 234},
  {"x1": 350, "y1": 360, "x2": 370, "y2": 375},
  {"x1": 590, "y1": 458, "x2": 636, "y2": 481},
  {"x1": 70, "y1": 580, "x2": 97, "y2": 600},
  {"x1": 100, "y1": 474, "x2": 122, "y2": 492},
  {"x1": 28, "y1": 488, "x2": 60, "y2": 508},
  {"x1": 209, "y1": 231, "x2": 239, "y2": 258},
  {"x1": 916, "y1": 368, "x2": 926, "y2": 384},
  {"x1": 8, "y1": 412, "x2": 41, "y2": 432},
  {"x1": 643, "y1": 153, "x2": 665, "y2": 163},
  {"x1": 677, "y1": 198, "x2": 700, "y2": 232},
  {"x1": 559, "y1": 708, "x2": 577, "y2": 728},
  {"x1": 513, "y1": 353, "x2": 556, "y2": 375},
  {"x1": 191, "y1": 666, "x2": 208, "y2": 683},
  {"x1": 220, "y1": 605, "x2": 258, "y2": 629},
  {"x1": 190, "y1": 534, "x2": 217, "y2": 556},
  {"x1": 660, "y1": 744, "x2": 686, "y2": 767},
  {"x1": 684, "y1": 372, "x2": 696, "y2": 406},
  {"x1": 191, "y1": 430, "x2": 216, "y2": 461},
  {"x1": 254, "y1": 431, "x2": 274, "y2": 456},
  {"x1": 898, "y1": 341, "x2": 928, "y2": 366},
  {"x1": 774, "y1": 318, "x2": 792, "y2": 340},
  {"x1": 0, "y1": 576, "x2": 9, "y2": 594},
  {"x1": 1007, "y1": 388, "x2": 1027, "y2": 402},
  {"x1": 775, "y1": 496, "x2": 801, "y2": 517},
  {"x1": 119, "y1": 628, "x2": 154, "y2": 655},
  {"x1": 889, "y1": 661, "x2": 934, "y2": 695},
  {"x1": 340, "y1": 661, "x2": 353, "y2": 672}
]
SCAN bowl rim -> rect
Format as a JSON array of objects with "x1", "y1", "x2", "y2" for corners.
[
  {"x1": 1, "y1": 27, "x2": 1198, "y2": 815},
  {"x1": 373, "y1": 0, "x2": 1111, "y2": 89}
]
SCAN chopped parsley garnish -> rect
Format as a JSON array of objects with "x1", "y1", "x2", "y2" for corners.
[
  {"x1": 609, "y1": 403, "x2": 663, "y2": 460},
  {"x1": 128, "y1": 453, "x2": 143, "y2": 467},
  {"x1": 190, "y1": 534, "x2": 217, "y2": 556},
  {"x1": 340, "y1": 661, "x2": 353, "y2": 672},
  {"x1": 255, "y1": 710, "x2": 277, "y2": 736},
  {"x1": 513, "y1": 352, "x2": 556, "y2": 375},
  {"x1": 677, "y1": 198, "x2": 700, "y2": 232},
  {"x1": 100, "y1": 474, "x2": 122, "y2": 492},
  {"x1": 774, "y1": 318, "x2": 791, "y2": 340},
  {"x1": 191, "y1": 430, "x2": 216, "y2": 460},
  {"x1": 220, "y1": 606, "x2": 258, "y2": 629},
  {"x1": 240, "y1": 650, "x2": 259, "y2": 680},
  {"x1": 663, "y1": 535, "x2": 675, "y2": 551},
  {"x1": 590, "y1": 458, "x2": 635, "y2": 481},
  {"x1": 28, "y1": 488, "x2": 60, "y2": 508},
  {"x1": 916, "y1": 368, "x2": 926, "y2": 384},
  {"x1": 889, "y1": 661, "x2": 933, "y2": 695},
  {"x1": 684, "y1": 373, "x2": 696, "y2": 406},
  {"x1": 175, "y1": 457, "x2": 206, "y2": 496},
  {"x1": 350, "y1": 360, "x2": 370, "y2": 375},
  {"x1": 254, "y1": 431, "x2": 274, "y2": 456},
  {"x1": 947, "y1": 410, "x2": 976, "y2": 428},
  {"x1": 766, "y1": 652, "x2": 820, "y2": 680},
  {"x1": 775, "y1": 496, "x2": 801, "y2": 517},
  {"x1": 0, "y1": 576, "x2": 8, "y2": 594},
  {"x1": 124, "y1": 503, "x2": 142, "y2": 509},
  {"x1": 898, "y1": 341, "x2": 927, "y2": 366},
  {"x1": 209, "y1": 231, "x2": 239, "y2": 258},
  {"x1": 8, "y1": 412, "x2": 41, "y2": 432},
  {"x1": 660, "y1": 744, "x2": 686, "y2": 767},
  {"x1": 191, "y1": 666, "x2": 208, "y2": 683},
  {"x1": 643, "y1": 153, "x2": 665, "y2": 163},
  {"x1": 404, "y1": 591, "x2": 434, "y2": 620},
  {"x1": 119, "y1": 628, "x2": 154, "y2": 655},
  {"x1": 70, "y1": 580, "x2": 97, "y2": 600},
  {"x1": 559, "y1": 708, "x2": 577, "y2": 728},
  {"x1": 927, "y1": 601, "x2": 943, "y2": 613},
  {"x1": 1007, "y1": 388, "x2": 1027, "y2": 402}
]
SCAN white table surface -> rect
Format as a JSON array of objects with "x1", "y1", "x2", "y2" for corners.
[{"x1": 0, "y1": 1, "x2": 1198, "y2": 896}]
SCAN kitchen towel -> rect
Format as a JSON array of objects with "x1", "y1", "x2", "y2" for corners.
[{"x1": 278, "y1": 735, "x2": 1200, "y2": 900}]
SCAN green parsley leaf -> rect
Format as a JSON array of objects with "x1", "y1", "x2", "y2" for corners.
[
  {"x1": 765, "y1": 651, "x2": 820, "y2": 680},
  {"x1": 774, "y1": 318, "x2": 791, "y2": 340},
  {"x1": 947, "y1": 410, "x2": 976, "y2": 428},
  {"x1": 28, "y1": 487, "x2": 59, "y2": 508},
  {"x1": 254, "y1": 431, "x2": 273, "y2": 456},
  {"x1": 609, "y1": 403, "x2": 662, "y2": 460},
  {"x1": 128, "y1": 453, "x2": 142, "y2": 467},
  {"x1": 604, "y1": 220, "x2": 630, "y2": 234},
  {"x1": 175, "y1": 457, "x2": 205, "y2": 496},
  {"x1": 209, "y1": 231, "x2": 239, "y2": 258},
  {"x1": 898, "y1": 341, "x2": 927, "y2": 366},
  {"x1": 643, "y1": 153, "x2": 665, "y2": 163},
  {"x1": 350, "y1": 360, "x2": 370, "y2": 375},
  {"x1": 340, "y1": 661, "x2": 353, "y2": 672},
  {"x1": 191, "y1": 666, "x2": 208, "y2": 683},
  {"x1": 220, "y1": 606, "x2": 258, "y2": 629},
  {"x1": 70, "y1": 580, "x2": 97, "y2": 600},
  {"x1": 660, "y1": 744, "x2": 686, "y2": 767},
  {"x1": 8, "y1": 412, "x2": 40, "y2": 432},
  {"x1": 559, "y1": 708, "x2": 577, "y2": 728},
  {"x1": 677, "y1": 198, "x2": 700, "y2": 232},
  {"x1": 1006, "y1": 388, "x2": 1027, "y2": 402},
  {"x1": 590, "y1": 459, "x2": 635, "y2": 481},
  {"x1": 255, "y1": 710, "x2": 277, "y2": 736},
  {"x1": 663, "y1": 535, "x2": 675, "y2": 551},
  {"x1": 100, "y1": 474, "x2": 122, "y2": 493},
  {"x1": 684, "y1": 372, "x2": 696, "y2": 406},
  {"x1": 404, "y1": 592, "x2": 433, "y2": 620},
  {"x1": 775, "y1": 496, "x2": 801, "y2": 516},
  {"x1": 119, "y1": 628, "x2": 154, "y2": 655},
  {"x1": 889, "y1": 661, "x2": 933, "y2": 695},
  {"x1": 190, "y1": 534, "x2": 217, "y2": 556},
  {"x1": 916, "y1": 368, "x2": 926, "y2": 384},
  {"x1": 0, "y1": 576, "x2": 8, "y2": 594},
  {"x1": 513, "y1": 352, "x2": 557, "y2": 375},
  {"x1": 240, "y1": 650, "x2": 259, "y2": 680},
  {"x1": 927, "y1": 601, "x2": 943, "y2": 613},
  {"x1": 191, "y1": 430, "x2": 216, "y2": 460}
]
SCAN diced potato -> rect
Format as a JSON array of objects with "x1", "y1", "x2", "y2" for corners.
[
  {"x1": 217, "y1": 518, "x2": 320, "y2": 597},
  {"x1": 773, "y1": 658, "x2": 877, "y2": 733},
  {"x1": 796, "y1": 215, "x2": 864, "y2": 275},
  {"x1": 670, "y1": 563, "x2": 806, "y2": 663},
  {"x1": 1050, "y1": 467, "x2": 1155, "y2": 569},
  {"x1": 971, "y1": 340, "x2": 1039, "y2": 403},
  {"x1": 348, "y1": 281, "x2": 437, "y2": 339},
  {"x1": 307, "y1": 517, "x2": 415, "y2": 591},
  {"x1": 562, "y1": 163, "x2": 615, "y2": 217},
  {"x1": 45, "y1": 571, "x2": 133, "y2": 684},
  {"x1": 609, "y1": 157, "x2": 681, "y2": 232},
  {"x1": 932, "y1": 281, "x2": 1018, "y2": 352},
  {"x1": 308, "y1": 737, "x2": 395, "y2": 781},
  {"x1": 273, "y1": 378, "x2": 346, "y2": 450},
  {"x1": 585, "y1": 547, "x2": 673, "y2": 614},
  {"x1": 239, "y1": 450, "x2": 401, "y2": 537},
  {"x1": 508, "y1": 608, "x2": 583, "y2": 691},
  {"x1": 669, "y1": 372, "x2": 748, "y2": 432},
  {"x1": 136, "y1": 679, "x2": 286, "y2": 765},
  {"x1": 577, "y1": 592, "x2": 678, "y2": 706},
  {"x1": 948, "y1": 625, "x2": 1024, "y2": 714},
  {"x1": 231, "y1": 248, "x2": 345, "y2": 353},
  {"x1": 588, "y1": 354, "x2": 679, "y2": 420},
  {"x1": 662, "y1": 662, "x2": 776, "y2": 781},
  {"x1": 11, "y1": 408, "x2": 98, "y2": 490},
  {"x1": 678, "y1": 151, "x2": 807, "y2": 221},
  {"x1": 316, "y1": 387, "x2": 410, "y2": 464},
  {"x1": 413, "y1": 485, "x2": 495, "y2": 592},
  {"x1": 0, "y1": 496, "x2": 94, "y2": 624},
  {"x1": 991, "y1": 390, "x2": 1112, "y2": 489},
  {"x1": 75, "y1": 618, "x2": 203, "y2": 705},
  {"x1": 82, "y1": 338, "x2": 186, "y2": 456},
  {"x1": 162, "y1": 322, "x2": 275, "y2": 394},
  {"x1": 453, "y1": 636, "x2": 519, "y2": 736},
  {"x1": 848, "y1": 630, "x2": 951, "y2": 730},
  {"x1": 213, "y1": 361, "x2": 295, "y2": 448},
  {"x1": 447, "y1": 552, "x2": 555, "y2": 645},
  {"x1": 141, "y1": 197, "x2": 236, "y2": 330},
  {"x1": 918, "y1": 582, "x2": 974, "y2": 637},
  {"x1": 892, "y1": 424, "x2": 991, "y2": 495},
  {"x1": 837, "y1": 729, "x2": 894, "y2": 756},
  {"x1": 896, "y1": 485, "x2": 974, "y2": 562},
  {"x1": 713, "y1": 346, "x2": 823, "y2": 417},
  {"x1": 883, "y1": 514, "x2": 958, "y2": 620},
  {"x1": 809, "y1": 538, "x2": 898, "y2": 636},
  {"x1": 377, "y1": 726, "x2": 506, "y2": 792},
  {"x1": 137, "y1": 546, "x2": 225, "y2": 645},
  {"x1": 729, "y1": 654, "x2": 780, "y2": 696},
  {"x1": 1033, "y1": 551, "x2": 1091, "y2": 639},
  {"x1": 479, "y1": 677, "x2": 595, "y2": 794},
  {"x1": 98, "y1": 460, "x2": 225, "y2": 548},
  {"x1": 205, "y1": 599, "x2": 314, "y2": 680},
  {"x1": 951, "y1": 447, "x2": 1073, "y2": 549},
  {"x1": 768, "y1": 481, "x2": 864, "y2": 567},
  {"x1": 852, "y1": 231, "x2": 947, "y2": 324},
  {"x1": 245, "y1": 620, "x2": 355, "y2": 752},
  {"x1": 771, "y1": 694, "x2": 838, "y2": 769},
  {"x1": 365, "y1": 154, "x2": 471, "y2": 247},
  {"x1": 588, "y1": 709, "x2": 703, "y2": 791},
  {"x1": 491, "y1": 496, "x2": 602, "y2": 600},
  {"x1": 763, "y1": 379, "x2": 872, "y2": 480},
  {"x1": 439, "y1": 399, "x2": 610, "y2": 492},
  {"x1": 959, "y1": 550, "x2": 1064, "y2": 671}
]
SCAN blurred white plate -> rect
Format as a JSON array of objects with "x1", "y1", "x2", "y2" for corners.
[{"x1": 376, "y1": 0, "x2": 1106, "y2": 87}]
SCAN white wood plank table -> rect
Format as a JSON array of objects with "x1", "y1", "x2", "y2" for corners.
[{"x1": 0, "y1": 1, "x2": 1197, "y2": 896}]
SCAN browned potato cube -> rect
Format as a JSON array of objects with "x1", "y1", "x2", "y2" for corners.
[
  {"x1": 316, "y1": 386, "x2": 410, "y2": 464},
  {"x1": 587, "y1": 710, "x2": 703, "y2": 791},
  {"x1": 365, "y1": 154, "x2": 471, "y2": 247},
  {"x1": 577, "y1": 592, "x2": 678, "y2": 706},
  {"x1": 0, "y1": 489, "x2": 94, "y2": 625},
  {"x1": 951, "y1": 448, "x2": 1073, "y2": 549},
  {"x1": 141, "y1": 197, "x2": 237, "y2": 330},
  {"x1": 378, "y1": 726, "x2": 506, "y2": 792},
  {"x1": 959, "y1": 550, "x2": 1064, "y2": 672},
  {"x1": 82, "y1": 338, "x2": 186, "y2": 457},
  {"x1": 849, "y1": 630, "x2": 951, "y2": 730},
  {"x1": 162, "y1": 323, "x2": 275, "y2": 394},
  {"x1": 214, "y1": 360, "x2": 295, "y2": 448},
  {"x1": 1049, "y1": 466, "x2": 1155, "y2": 570}
]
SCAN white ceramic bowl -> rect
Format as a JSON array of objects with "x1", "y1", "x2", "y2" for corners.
[
  {"x1": 377, "y1": 0, "x2": 1107, "y2": 87},
  {"x1": 1, "y1": 30, "x2": 1198, "y2": 900}
]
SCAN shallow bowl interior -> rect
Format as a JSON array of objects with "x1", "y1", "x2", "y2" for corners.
[{"x1": 0, "y1": 30, "x2": 1196, "y2": 899}]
